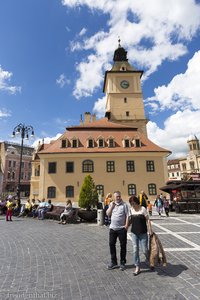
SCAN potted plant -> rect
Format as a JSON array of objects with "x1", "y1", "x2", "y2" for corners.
[{"x1": 78, "y1": 175, "x2": 98, "y2": 221}]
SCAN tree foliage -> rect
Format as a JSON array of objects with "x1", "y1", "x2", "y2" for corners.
[{"x1": 78, "y1": 175, "x2": 98, "y2": 210}]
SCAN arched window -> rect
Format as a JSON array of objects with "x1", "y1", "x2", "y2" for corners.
[
  {"x1": 82, "y1": 160, "x2": 94, "y2": 173},
  {"x1": 148, "y1": 184, "x2": 157, "y2": 195},
  {"x1": 128, "y1": 184, "x2": 136, "y2": 196},
  {"x1": 66, "y1": 186, "x2": 74, "y2": 197},
  {"x1": 190, "y1": 161, "x2": 195, "y2": 170},
  {"x1": 47, "y1": 186, "x2": 56, "y2": 198}
]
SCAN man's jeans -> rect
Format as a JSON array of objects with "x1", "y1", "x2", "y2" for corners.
[
  {"x1": 131, "y1": 232, "x2": 148, "y2": 266},
  {"x1": 38, "y1": 207, "x2": 50, "y2": 220},
  {"x1": 109, "y1": 228, "x2": 127, "y2": 265}
]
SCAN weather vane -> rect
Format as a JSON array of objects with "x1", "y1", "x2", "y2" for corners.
[{"x1": 118, "y1": 36, "x2": 121, "y2": 47}]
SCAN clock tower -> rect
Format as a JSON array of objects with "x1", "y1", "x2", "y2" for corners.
[{"x1": 103, "y1": 40, "x2": 148, "y2": 136}]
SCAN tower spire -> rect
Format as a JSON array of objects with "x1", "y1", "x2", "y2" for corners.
[{"x1": 113, "y1": 39, "x2": 128, "y2": 62}]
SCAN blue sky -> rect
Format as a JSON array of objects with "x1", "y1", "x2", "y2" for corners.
[{"x1": 0, "y1": 0, "x2": 200, "y2": 158}]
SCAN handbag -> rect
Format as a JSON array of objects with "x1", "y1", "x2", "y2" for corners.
[{"x1": 128, "y1": 214, "x2": 132, "y2": 226}]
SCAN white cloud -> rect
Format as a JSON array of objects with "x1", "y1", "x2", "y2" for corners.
[
  {"x1": 146, "y1": 51, "x2": 200, "y2": 111},
  {"x1": 62, "y1": 0, "x2": 200, "y2": 98},
  {"x1": 147, "y1": 109, "x2": 200, "y2": 158},
  {"x1": 32, "y1": 133, "x2": 62, "y2": 148},
  {"x1": 0, "y1": 65, "x2": 21, "y2": 94},
  {"x1": 93, "y1": 96, "x2": 106, "y2": 118},
  {"x1": 73, "y1": 54, "x2": 105, "y2": 98},
  {"x1": 56, "y1": 74, "x2": 70, "y2": 88},
  {"x1": 0, "y1": 108, "x2": 11, "y2": 118},
  {"x1": 144, "y1": 50, "x2": 200, "y2": 158},
  {"x1": 79, "y1": 27, "x2": 87, "y2": 36}
]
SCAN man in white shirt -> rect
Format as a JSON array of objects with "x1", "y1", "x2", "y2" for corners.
[{"x1": 106, "y1": 191, "x2": 129, "y2": 271}]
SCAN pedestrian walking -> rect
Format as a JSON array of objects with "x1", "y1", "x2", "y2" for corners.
[
  {"x1": 138, "y1": 190, "x2": 148, "y2": 208},
  {"x1": 106, "y1": 191, "x2": 129, "y2": 271},
  {"x1": 147, "y1": 200, "x2": 153, "y2": 216},
  {"x1": 163, "y1": 196, "x2": 170, "y2": 217},
  {"x1": 154, "y1": 195, "x2": 163, "y2": 217}
]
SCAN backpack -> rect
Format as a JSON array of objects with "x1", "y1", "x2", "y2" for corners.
[
  {"x1": 141, "y1": 197, "x2": 147, "y2": 208},
  {"x1": 157, "y1": 198, "x2": 163, "y2": 207}
]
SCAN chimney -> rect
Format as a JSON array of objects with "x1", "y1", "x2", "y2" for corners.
[
  {"x1": 92, "y1": 114, "x2": 96, "y2": 122},
  {"x1": 84, "y1": 112, "x2": 91, "y2": 124}
]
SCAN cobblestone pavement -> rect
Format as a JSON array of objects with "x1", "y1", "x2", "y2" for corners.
[{"x1": 0, "y1": 209, "x2": 200, "y2": 300}]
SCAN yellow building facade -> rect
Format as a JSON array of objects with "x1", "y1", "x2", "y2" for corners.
[{"x1": 30, "y1": 42, "x2": 171, "y2": 203}]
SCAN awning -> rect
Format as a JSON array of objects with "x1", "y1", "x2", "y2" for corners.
[
  {"x1": 160, "y1": 181, "x2": 200, "y2": 193},
  {"x1": 160, "y1": 184, "x2": 181, "y2": 193}
]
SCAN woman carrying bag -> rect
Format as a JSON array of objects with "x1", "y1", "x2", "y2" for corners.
[{"x1": 128, "y1": 195, "x2": 153, "y2": 275}]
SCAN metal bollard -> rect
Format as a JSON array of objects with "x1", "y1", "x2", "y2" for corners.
[{"x1": 97, "y1": 209, "x2": 104, "y2": 225}]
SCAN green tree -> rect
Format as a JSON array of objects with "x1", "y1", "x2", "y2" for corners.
[{"x1": 78, "y1": 175, "x2": 98, "y2": 210}]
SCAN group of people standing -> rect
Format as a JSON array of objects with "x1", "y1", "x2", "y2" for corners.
[
  {"x1": 106, "y1": 190, "x2": 153, "y2": 275},
  {"x1": 106, "y1": 190, "x2": 169, "y2": 275}
]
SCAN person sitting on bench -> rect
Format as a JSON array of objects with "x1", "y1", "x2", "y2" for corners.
[{"x1": 58, "y1": 199, "x2": 73, "y2": 224}]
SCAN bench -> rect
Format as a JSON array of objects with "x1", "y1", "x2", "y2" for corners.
[
  {"x1": 45, "y1": 206, "x2": 79, "y2": 223},
  {"x1": 45, "y1": 205, "x2": 64, "y2": 220}
]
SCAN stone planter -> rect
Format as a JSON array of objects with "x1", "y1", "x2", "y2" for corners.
[{"x1": 78, "y1": 209, "x2": 97, "y2": 222}]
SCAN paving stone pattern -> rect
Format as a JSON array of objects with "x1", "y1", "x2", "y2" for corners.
[{"x1": 0, "y1": 209, "x2": 200, "y2": 300}]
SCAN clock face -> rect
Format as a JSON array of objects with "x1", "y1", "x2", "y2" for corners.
[{"x1": 120, "y1": 80, "x2": 129, "y2": 89}]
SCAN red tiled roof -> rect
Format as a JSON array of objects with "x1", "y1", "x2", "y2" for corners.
[
  {"x1": 38, "y1": 119, "x2": 171, "y2": 155},
  {"x1": 67, "y1": 118, "x2": 138, "y2": 130},
  {"x1": 167, "y1": 159, "x2": 180, "y2": 164}
]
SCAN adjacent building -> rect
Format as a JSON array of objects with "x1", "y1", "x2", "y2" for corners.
[
  {"x1": 167, "y1": 159, "x2": 181, "y2": 181},
  {"x1": 0, "y1": 141, "x2": 34, "y2": 197},
  {"x1": 179, "y1": 135, "x2": 200, "y2": 180},
  {"x1": 30, "y1": 42, "x2": 171, "y2": 203}
]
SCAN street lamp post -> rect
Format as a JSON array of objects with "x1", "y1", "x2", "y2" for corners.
[{"x1": 12, "y1": 124, "x2": 34, "y2": 200}]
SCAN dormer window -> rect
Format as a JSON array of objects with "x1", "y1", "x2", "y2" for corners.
[
  {"x1": 61, "y1": 139, "x2": 68, "y2": 148},
  {"x1": 108, "y1": 138, "x2": 115, "y2": 148},
  {"x1": 123, "y1": 137, "x2": 130, "y2": 148},
  {"x1": 98, "y1": 138, "x2": 104, "y2": 148},
  {"x1": 71, "y1": 138, "x2": 79, "y2": 148},
  {"x1": 124, "y1": 139, "x2": 130, "y2": 147},
  {"x1": 87, "y1": 138, "x2": 94, "y2": 148},
  {"x1": 133, "y1": 138, "x2": 141, "y2": 147}
]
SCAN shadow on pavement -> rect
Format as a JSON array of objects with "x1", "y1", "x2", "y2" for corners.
[
  {"x1": 156, "y1": 263, "x2": 188, "y2": 277},
  {"x1": 128, "y1": 262, "x2": 188, "y2": 277}
]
